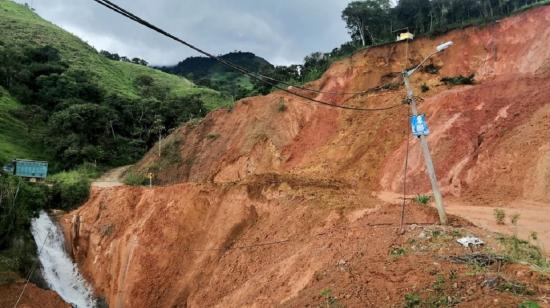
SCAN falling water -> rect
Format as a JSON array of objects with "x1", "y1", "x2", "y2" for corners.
[{"x1": 30, "y1": 211, "x2": 97, "y2": 308}]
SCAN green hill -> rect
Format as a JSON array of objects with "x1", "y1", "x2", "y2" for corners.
[
  {"x1": 0, "y1": 0, "x2": 230, "y2": 167},
  {"x1": 0, "y1": 86, "x2": 45, "y2": 163},
  {"x1": 161, "y1": 51, "x2": 273, "y2": 99},
  {"x1": 0, "y1": 0, "x2": 224, "y2": 102}
]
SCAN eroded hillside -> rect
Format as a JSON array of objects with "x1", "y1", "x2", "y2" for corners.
[{"x1": 62, "y1": 7, "x2": 550, "y2": 307}]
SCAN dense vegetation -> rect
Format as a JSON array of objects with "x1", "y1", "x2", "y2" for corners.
[
  {"x1": 0, "y1": 175, "x2": 46, "y2": 284},
  {"x1": 0, "y1": 0, "x2": 227, "y2": 284},
  {"x1": 161, "y1": 51, "x2": 273, "y2": 100},
  {"x1": 0, "y1": 0, "x2": 230, "y2": 169},
  {"x1": 341, "y1": 0, "x2": 550, "y2": 46},
  {"x1": 0, "y1": 43, "x2": 207, "y2": 170}
]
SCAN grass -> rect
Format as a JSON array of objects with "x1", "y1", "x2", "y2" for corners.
[
  {"x1": 123, "y1": 171, "x2": 148, "y2": 186},
  {"x1": 496, "y1": 279, "x2": 535, "y2": 296},
  {"x1": 47, "y1": 163, "x2": 103, "y2": 184},
  {"x1": 498, "y1": 235, "x2": 550, "y2": 271},
  {"x1": 0, "y1": 87, "x2": 46, "y2": 164}
]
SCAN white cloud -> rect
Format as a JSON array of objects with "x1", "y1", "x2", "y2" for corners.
[{"x1": 17, "y1": 0, "x2": 354, "y2": 66}]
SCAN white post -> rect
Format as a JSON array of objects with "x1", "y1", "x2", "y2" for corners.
[{"x1": 403, "y1": 74, "x2": 447, "y2": 225}]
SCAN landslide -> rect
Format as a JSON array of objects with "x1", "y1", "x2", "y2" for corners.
[
  {"x1": 64, "y1": 6, "x2": 550, "y2": 307},
  {"x1": 132, "y1": 6, "x2": 550, "y2": 204}
]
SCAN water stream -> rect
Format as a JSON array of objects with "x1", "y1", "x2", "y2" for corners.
[{"x1": 30, "y1": 211, "x2": 97, "y2": 308}]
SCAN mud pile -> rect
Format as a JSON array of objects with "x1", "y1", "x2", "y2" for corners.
[{"x1": 63, "y1": 6, "x2": 550, "y2": 307}]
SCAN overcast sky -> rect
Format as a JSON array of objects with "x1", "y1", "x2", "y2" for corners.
[{"x1": 18, "y1": 0, "x2": 355, "y2": 66}]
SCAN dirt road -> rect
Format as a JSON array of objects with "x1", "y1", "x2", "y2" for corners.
[
  {"x1": 445, "y1": 200, "x2": 550, "y2": 254},
  {"x1": 377, "y1": 191, "x2": 549, "y2": 254},
  {"x1": 91, "y1": 166, "x2": 130, "y2": 188}
]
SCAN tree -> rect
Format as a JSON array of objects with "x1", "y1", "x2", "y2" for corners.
[
  {"x1": 100, "y1": 50, "x2": 120, "y2": 61},
  {"x1": 342, "y1": 0, "x2": 391, "y2": 46},
  {"x1": 152, "y1": 115, "x2": 165, "y2": 158},
  {"x1": 46, "y1": 103, "x2": 114, "y2": 167},
  {"x1": 393, "y1": 0, "x2": 432, "y2": 33}
]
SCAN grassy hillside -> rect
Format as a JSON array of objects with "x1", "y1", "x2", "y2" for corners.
[
  {"x1": 0, "y1": 0, "x2": 224, "y2": 100},
  {"x1": 0, "y1": 0, "x2": 230, "y2": 164},
  {"x1": 0, "y1": 86, "x2": 45, "y2": 163}
]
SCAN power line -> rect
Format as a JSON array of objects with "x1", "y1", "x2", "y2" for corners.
[
  {"x1": 399, "y1": 110, "x2": 411, "y2": 232},
  {"x1": 94, "y1": 0, "x2": 382, "y2": 97},
  {"x1": 92, "y1": 0, "x2": 403, "y2": 112}
]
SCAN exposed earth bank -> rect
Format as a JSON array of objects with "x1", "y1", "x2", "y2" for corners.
[
  {"x1": 0, "y1": 282, "x2": 70, "y2": 308},
  {"x1": 61, "y1": 7, "x2": 550, "y2": 308}
]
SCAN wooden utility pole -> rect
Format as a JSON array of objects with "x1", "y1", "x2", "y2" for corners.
[{"x1": 403, "y1": 74, "x2": 447, "y2": 225}]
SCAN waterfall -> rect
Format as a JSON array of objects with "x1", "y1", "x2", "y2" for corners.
[{"x1": 30, "y1": 211, "x2": 97, "y2": 308}]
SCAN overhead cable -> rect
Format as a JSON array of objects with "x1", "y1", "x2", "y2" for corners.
[{"x1": 92, "y1": 0, "x2": 403, "y2": 112}]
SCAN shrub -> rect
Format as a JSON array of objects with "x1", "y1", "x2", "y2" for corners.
[
  {"x1": 404, "y1": 293, "x2": 421, "y2": 307},
  {"x1": 510, "y1": 213, "x2": 520, "y2": 226},
  {"x1": 49, "y1": 180, "x2": 90, "y2": 211},
  {"x1": 319, "y1": 288, "x2": 342, "y2": 308},
  {"x1": 414, "y1": 194, "x2": 431, "y2": 205},
  {"x1": 422, "y1": 63, "x2": 440, "y2": 74},
  {"x1": 494, "y1": 209, "x2": 506, "y2": 225},
  {"x1": 420, "y1": 83, "x2": 430, "y2": 93},
  {"x1": 441, "y1": 74, "x2": 475, "y2": 86},
  {"x1": 390, "y1": 246, "x2": 406, "y2": 258},
  {"x1": 206, "y1": 132, "x2": 220, "y2": 140},
  {"x1": 519, "y1": 301, "x2": 541, "y2": 308},
  {"x1": 187, "y1": 118, "x2": 202, "y2": 128},
  {"x1": 277, "y1": 99, "x2": 287, "y2": 112},
  {"x1": 47, "y1": 163, "x2": 102, "y2": 211},
  {"x1": 123, "y1": 171, "x2": 148, "y2": 186}
]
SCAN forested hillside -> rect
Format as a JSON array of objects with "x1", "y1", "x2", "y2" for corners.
[
  {"x1": 0, "y1": 0, "x2": 229, "y2": 169},
  {"x1": 0, "y1": 0, "x2": 230, "y2": 281},
  {"x1": 161, "y1": 51, "x2": 273, "y2": 99}
]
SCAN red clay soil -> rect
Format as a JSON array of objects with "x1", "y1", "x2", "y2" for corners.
[
  {"x1": 0, "y1": 282, "x2": 70, "y2": 308},
  {"x1": 62, "y1": 6, "x2": 550, "y2": 308},
  {"x1": 62, "y1": 183, "x2": 549, "y2": 307}
]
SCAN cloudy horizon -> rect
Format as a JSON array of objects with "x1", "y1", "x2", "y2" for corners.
[{"x1": 17, "y1": 0, "x2": 355, "y2": 66}]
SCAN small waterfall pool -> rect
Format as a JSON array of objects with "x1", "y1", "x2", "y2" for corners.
[{"x1": 30, "y1": 211, "x2": 97, "y2": 308}]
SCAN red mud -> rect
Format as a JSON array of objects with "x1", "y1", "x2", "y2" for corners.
[{"x1": 62, "y1": 7, "x2": 550, "y2": 308}]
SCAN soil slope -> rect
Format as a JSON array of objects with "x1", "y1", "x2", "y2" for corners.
[{"x1": 62, "y1": 7, "x2": 550, "y2": 308}]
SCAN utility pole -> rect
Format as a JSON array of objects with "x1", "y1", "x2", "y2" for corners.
[{"x1": 402, "y1": 41, "x2": 453, "y2": 225}]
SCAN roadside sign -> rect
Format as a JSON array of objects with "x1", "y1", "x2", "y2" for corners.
[{"x1": 410, "y1": 114, "x2": 430, "y2": 136}]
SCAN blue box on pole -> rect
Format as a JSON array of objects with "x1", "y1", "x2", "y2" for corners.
[{"x1": 410, "y1": 114, "x2": 430, "y2": 137}]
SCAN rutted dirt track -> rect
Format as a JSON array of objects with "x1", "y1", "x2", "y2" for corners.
[{"x1": 60, "y1": 7, "x2": 550, "y2": 308}]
